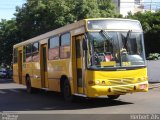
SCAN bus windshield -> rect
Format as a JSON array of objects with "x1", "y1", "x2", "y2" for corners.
[{"x1": 86, "y1": 31, "x2": 145, "y2": 69}]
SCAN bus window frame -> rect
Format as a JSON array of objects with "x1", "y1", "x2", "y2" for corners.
[
  {"x1": 60, "y1": 32, "x2": 71, "y2": 59},
  {"x1": 23, "y1": 46, "x2": 26, "y2": 63},
  {"x1": 25, "y1": 44, "x2": 32, "y2": 62},
  {"x1": 32, "y1": 42, "x2": 40, "y2": 62},
  {"x1": 48, "y1": 35, "x2": 60, "y2": 60},
  {"x1": 13, "y1": 48, "x2": 18, "y2": 63}
]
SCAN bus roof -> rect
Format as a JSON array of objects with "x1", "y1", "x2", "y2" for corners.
[
  {"x1": 85, "y1": 18, "x2": 139, "y2": 22},
  {"x1": 14, "y1": 19, "x2": 85, "y2": 48},
  {"x1": 13, "y1": 18, "x2": 140, "y2": 48}
]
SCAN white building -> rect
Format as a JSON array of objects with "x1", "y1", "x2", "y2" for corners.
[
  {"x1": 113, "y1": 0, "x2": 144, "y2": 16},
  {"x1": 134, "y1": 0, "x2": 145, "y2": 13}
]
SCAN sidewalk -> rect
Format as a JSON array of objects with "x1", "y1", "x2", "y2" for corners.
[{"x1": 149, "y1": 82, "x2": 160, "y2": 89}]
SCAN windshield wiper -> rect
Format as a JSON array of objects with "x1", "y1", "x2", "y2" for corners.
[
  {"x1": 124, "y1": 30, "x2": 132, "y2": 48},
  {"x1": 99, "y1": 30, "x2": 112, "y2": 41},
  {"x1": 126, "y1": 30, "x2": 132, "y2": 41}
]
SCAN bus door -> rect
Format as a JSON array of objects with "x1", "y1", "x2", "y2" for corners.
[
  {"x1": 40, "y1": 44, "x2": 48, "y2": 88},
  {"x1": 18, "y1": 50, "x2": 23, "y2": 84},
  {"x1": 75, "y1": 35, "x2": 85, "y2": 94}
]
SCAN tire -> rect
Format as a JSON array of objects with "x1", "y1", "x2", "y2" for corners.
[
  {"x1": 25, "y1": 76, "x2": 35, "y2": 93},
  {"x1": 107, "y1": 95, "x2": 120, "y2": 100},
  {"x1": 62, "y1": 79, "x2": 74, "y2": 102}
]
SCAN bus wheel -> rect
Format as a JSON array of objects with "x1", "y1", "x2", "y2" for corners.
[
  {"x1": 25, "y1": 76, "x2": 34, "y2": 93},
  {"x1": 63, "y1": 79, "x2": 73, "y2": 102},
  {"x1": 107, "y1": 95, "x2": 120, "y2": 100}
]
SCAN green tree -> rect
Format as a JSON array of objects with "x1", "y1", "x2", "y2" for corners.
[
  {"x1": 0, "y1": 19, "x2": 20, "y2": 65},
  {"x1": 15, "y1": 0, "x2": 119, "y2": 40},
  {"x1": 0, "y1": 0, "x2": 119, "y2": 65},
  {"x1": 127, "y1": 11, "x2": 160, "y2": 56},
  {"x1": 98, "y1": 0, "x2": 121, "y2": 17}
]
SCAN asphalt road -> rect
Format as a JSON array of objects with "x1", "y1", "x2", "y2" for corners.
[{"x1": 0, "y1": 79, "x2": 160, "y2": 114}]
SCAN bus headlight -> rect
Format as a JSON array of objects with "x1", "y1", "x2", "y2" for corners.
[{"x1": 95, "y1": 80, "x2": 100, "y2": 85}]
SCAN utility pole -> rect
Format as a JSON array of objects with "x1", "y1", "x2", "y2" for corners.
[{"x1": 150, "y1": 0, "x2": 152, "y2": 11}]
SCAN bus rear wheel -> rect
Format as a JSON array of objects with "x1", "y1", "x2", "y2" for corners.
[
  {"x1": 107, "y1": 95, "x2": 120, "y2": 100},
  {"x1": 25, "y1": 76, "x2": 35, "y2": 93},
  {"x1": 63, "y1": 79, "x2": 74, "y2": 102}
]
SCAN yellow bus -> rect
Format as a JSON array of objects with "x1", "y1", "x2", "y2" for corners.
[{"x1": 13, "y1": 18, "x2": 148, "y2": 101}]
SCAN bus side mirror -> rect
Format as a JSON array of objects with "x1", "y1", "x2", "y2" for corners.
[{"x1": 82, "y1": 38, "x2": 88, "y2": 51}]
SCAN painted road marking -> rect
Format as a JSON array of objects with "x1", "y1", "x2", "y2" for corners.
[
  {"x1": 0, "y1": 90, "x2": 7, "y2": 94},
  {"x1": 8, "y1": 89, "x2": 20, "y2": 93}
]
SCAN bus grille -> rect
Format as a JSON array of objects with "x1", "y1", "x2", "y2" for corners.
[
  {"x1": 112, "y1": 86, "x2": 133, "y2": 94},
  {"x1": 108, "y1": 78, "x2": 134, "y2": 86}
]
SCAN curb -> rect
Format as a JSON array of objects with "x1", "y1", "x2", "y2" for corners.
[{"x1": 149, "y1": 83, "x2": 160, "y2": 89}]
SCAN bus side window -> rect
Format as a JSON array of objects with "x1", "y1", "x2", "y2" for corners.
[
  {"x1": 26, "y1": 44, "x2": 32, "y2": 62},
  {"x1": 23, "y1": 46, "x2": 26, "y2": 63},
  {"x1": 32, "y1": 42, "x2": 39, "y2": 62},
  {"x1": 60, "y1": 33, "x2": 70, "y2": 59},
  {"x1": 13, "y1": 48, "x2": 18, "y2": 63},
  {"x1": 48, "y1": 36, "x2": 59, "y2": 60}
]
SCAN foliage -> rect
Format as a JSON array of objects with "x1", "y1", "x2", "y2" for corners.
[
  {"x1": 0, "y1": 19, "x2": 20, "y2": 65},
  {"x1": 127, "y1": 11, "x2": 160, "y2": 57},
  {"x1": 14, "y1": 0, "x2": 119, "y2": 40},
  {"x1": 1, "y1": 0, "x2": 160, "y2": 64},
  {"x1": 147, "y1": 53, "x2": 160, "y2": 60},
  {"x1": 0, "y1": 0, "x2": 119, "y2": 65}
]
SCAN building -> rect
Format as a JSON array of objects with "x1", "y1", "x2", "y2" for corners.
[
  {"x1": 144, "y1": 0, "x2": 159, "y2": 12},
  {"x1": 134, "y1": 0, "x2": 145, "y2": 13},
  {"x1": 113, "y1": 0, "x2": 144, "y2": 16}
]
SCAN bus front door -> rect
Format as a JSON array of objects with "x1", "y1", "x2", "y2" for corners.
[
  {"x1": 40, "y1": 44, "x2": 48, "y2": 88},
  {"x1": 75, "y1": 35, "x2": 85, "y2": 94},
  {"x1": 18, "y1": 50, "x2": 23, "y2": 84}
]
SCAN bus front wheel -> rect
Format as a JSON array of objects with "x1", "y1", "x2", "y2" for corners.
[{"x1": 107, "y1": 95, "x2": 120, "y2": 100}]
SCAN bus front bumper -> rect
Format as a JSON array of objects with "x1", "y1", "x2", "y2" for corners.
[{"x1": 86, "y1": 81, "x2": 148, "y2": 98}]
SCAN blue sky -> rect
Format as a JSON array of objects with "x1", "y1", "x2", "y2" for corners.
[
  {"x1": 0, "y1": 0, "x2": 25, "y2": 20},
  {"x1": 145, "y1": 0, "x2": 160, "y2": 10},
  {"x1": 0, "y1": 0, "x2": 160, "y2": 20}
]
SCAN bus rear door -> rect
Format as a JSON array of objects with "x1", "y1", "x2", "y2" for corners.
[
  {"x1": 40, "y1": 44, "x2": 49, "y2": 88},
  {"x1": 18, "y1": 50, "x2": 23, "y2": 84}
]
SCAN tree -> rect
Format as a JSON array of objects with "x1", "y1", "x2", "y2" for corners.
[
  {"x1": 0, "y1": 0, "x2": 119, "y2": 65},
  {"x1": 14, "y1": 0, "x2": 119, "y2": 40},
  {"x1": 0, "y1": 19, "x2": 20, "y2": 65},
  {"x1": 98, "y1": 0, "x2": 121, "y2": 18},
  {"x1": 127, "y1": 11, "x2": 160, "y2": 56}
]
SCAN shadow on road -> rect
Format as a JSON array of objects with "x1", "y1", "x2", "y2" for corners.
[
  {"x1": 0, "y1": 89, "x2": 133, "y2": 111},
  {"x1": 0, "y1": 79, "x2": 13, "y2": 84},
  {"x1": 0, "y1": 79, "x2": 133, "y2": 111}
]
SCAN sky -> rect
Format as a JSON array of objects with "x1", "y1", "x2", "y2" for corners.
[
  {"x1": 0, "y1": 0, "x2": 160, "y2": 20},
  {"x1": 0, "y1": 0, "x2": 25, "y2": 20},
  {"x1": 144, "y1": 0, "x2": 160, "y2": 10}
]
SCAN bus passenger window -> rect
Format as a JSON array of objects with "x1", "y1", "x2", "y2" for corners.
[
  {"x1": 60, "y1": 33, "x2": 70, "y2": 59},
  {"x1": 13, "y1": 48, "x2": 18, "y2": 63},
  {"x1": 23, "y1": 46, "x2": 26, "y2": 62},
  {"x1": 49, "y1": 36, "x2": 59, "y2": 60},
  {"x1": 32, "y1": 42, "x2": 39, "y2": 62},
  {"x1": 26, "y1": 44, "x2": 32, "y2": 62}
]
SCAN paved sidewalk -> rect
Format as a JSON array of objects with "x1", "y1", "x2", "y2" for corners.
[{"x1": 149, "y1": 82, "x2": 160, "y2": 89}]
